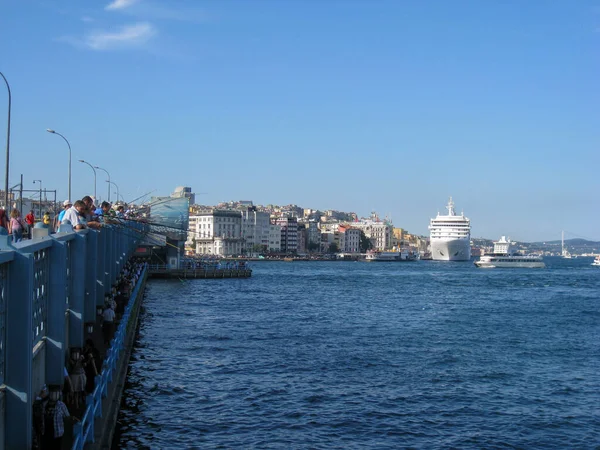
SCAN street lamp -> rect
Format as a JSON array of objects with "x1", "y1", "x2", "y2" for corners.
[
  {"x1": 33, "y1": 179, "x2": 42, "y2": 218},
  {"x1": 46, "y1": 129, "x2": 72, "y2": 202},
  {"x1": 106, "y1": 180, "x2": 120, "y2": 203},
  {"x1": 79, "y1": 160, "x2": 97, "y2": 200},
  {"x1": 0, "y1": 71, "x2": 11, "y2": 210},
  {"x1": 95, "y1": 166, "x2": 111, "y2": 202}
]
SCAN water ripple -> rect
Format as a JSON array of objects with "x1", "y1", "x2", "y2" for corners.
[{"x1": 115, "y1": 258, "x2": 600, "y2": 449}]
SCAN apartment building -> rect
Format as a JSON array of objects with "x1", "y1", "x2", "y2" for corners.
[
  {"x1": 241, "y1": 207, "x2": 271, "y2": 254},
  {"x1": 275, "y1": 216, "x2": 298, "y2": 254},
  {"x1": 191, "y1": 210, "x2": 243, "y2": 256}
]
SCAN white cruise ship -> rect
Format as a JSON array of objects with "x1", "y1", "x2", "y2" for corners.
[{"x1": 429, "y1": 197, "x2": 471, "y2": 261}]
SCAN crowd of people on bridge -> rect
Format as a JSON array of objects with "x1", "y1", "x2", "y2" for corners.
[{"x1": 0, "y1": 195, "x2": 139, "y2": 243}]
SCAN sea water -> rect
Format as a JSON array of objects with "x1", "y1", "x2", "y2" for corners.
[{"x1": 115, "y1": 257, "x2": 600, "y2": 449}]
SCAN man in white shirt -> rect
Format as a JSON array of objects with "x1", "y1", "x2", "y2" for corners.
[{"x1": 62, "y1": 200, "x2": 87, "y2": 230}]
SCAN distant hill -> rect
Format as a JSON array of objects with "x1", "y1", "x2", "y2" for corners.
[
  {"x1": 472, "y1": 237, "x2": 600, "y2": 254},
  {"x1": 535, "y1": 238, "x2": 599, "y2": 246}
]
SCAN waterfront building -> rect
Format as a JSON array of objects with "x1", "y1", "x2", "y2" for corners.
[
  {"x1": 306, "y1": 220, "x2": 321, "y2": 249},
  {"x1": 275, "y1": 216, "x2": 298, "y2": 253},
  {"x1": 193, "y1": 210, "x2": 243, "y2": 256},
  {"x1": 269, "y1": 223, "x2": 282, "y2": 252},
  {"x1": 320, "y1": 230, "x2": 336, "y2": 252},
  {"x1": 241, "y1": 206, "x2": 271, "y2": 254},
  {"x1": 351, "y1": 213, "x2": 392, "y2": 251},
  {"x1": 339, "y1": 225, "x2": 361, "y2": 253},
  {"x1": 337, "y1": 228, "x2": 346, "y2": 252},
  {"x1": 297, "y1": 223, "x2": 307, "y2": 254}
]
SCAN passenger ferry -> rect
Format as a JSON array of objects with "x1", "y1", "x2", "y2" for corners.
[
  {"x1": 474, "y1": 236, "x2": 545, "y2": 268},
  {"x1": 365, "y1": 249, "x2": 417, "y2": 261},
  {"x1": 429, "y1": 197, "x2": 471, "y2": 261}
]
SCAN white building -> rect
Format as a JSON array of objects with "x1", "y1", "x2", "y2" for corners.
[
  {"x1": 352, "y1": 213, "x2": 392, "y2": 250},
  {"x1": 191, "y1": 210, "x2": 243, "y2": 256},
  {"x1": 241, "y1": 207, "x2": 271, "y2": 254},
  {"x1": 269, "y1": 224, "x2": 281, "y2": 252},
  {"x1": 341, "y1": 227, "x2": 361, "y2": 253}
]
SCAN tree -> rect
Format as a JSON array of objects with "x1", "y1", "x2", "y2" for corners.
[
  {"x1": 359, "y1": 231, "x2": 373, "y2": 253},
  {"x1": 329, "y1": 242, "x2": 339, "y2": 254},
  {"x1": 307, "y1": 242, "x2": 320, "y2": 252}
]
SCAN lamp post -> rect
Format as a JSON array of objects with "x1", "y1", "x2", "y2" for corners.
[
  {"x1": 33, "y1": 179, "x2": 42, "y2": 218},
  {"x1": 79, "y1": 160, "x2": 97, "y2": 200},
  {"x1": 106, "y1": 180, "x2": 120, "y2": 203},
  {"x1": 95, "y1": 166, "x2": 111, "y2": 202},
  {"x1": 0, "y1": 71, "x2": 11, "y2": 210},
  {"x1": 46, "y1": 129, "x2": 72, "y2": 201}
]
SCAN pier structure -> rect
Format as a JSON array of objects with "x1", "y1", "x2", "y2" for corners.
[
  {"x1": 0, "y1": 221, "x2": 147, "y2": 449},
  {"x1": 148, "y1": 261, "x2": 252, "y2": 278}
]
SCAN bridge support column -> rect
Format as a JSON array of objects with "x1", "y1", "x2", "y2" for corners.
[
  {"x1": 85, "y1": 231, "x2": 98, "y2": 328},
  {"x1": 46, "y1": 239, "x2": 66, "y2": 386},
  {"x1": 69, "y1": 233, "x2": 86, "y2": 349},
  {"x1": 96, "y1": 227, "x2": 107, "y2": 309},
  {"x1": 5, "y1": 252, "x2": 34, "y2": 450}
]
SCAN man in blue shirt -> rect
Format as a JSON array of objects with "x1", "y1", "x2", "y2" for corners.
[{"x1": 54, "y1": 200, "x2": 71, "y2": 231}]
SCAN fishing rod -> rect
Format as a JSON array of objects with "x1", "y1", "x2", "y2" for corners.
[
  {"x1": 125, "y1": 189, "x2": 157, "y2": 206},
  {"x1": 106, "y1": 219, "x2": 187, "y2": 252}
]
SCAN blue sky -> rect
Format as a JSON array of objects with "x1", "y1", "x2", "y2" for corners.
[{"x1": 1, "y1": 0, "x2": 598, "y2": 241}]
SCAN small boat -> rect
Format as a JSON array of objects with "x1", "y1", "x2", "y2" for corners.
[{"x1": 592, "y1": 255, "x2": 600, "y2": 267}]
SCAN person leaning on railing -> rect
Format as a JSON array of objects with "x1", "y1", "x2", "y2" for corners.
[
  {"x1": 82, "y1": 196, "x2": 103, "y2": 230},
  {"x1": 96, "y1": 201, "x2": 118, "y2": 225},
  {"x1": 54, "y1": 200, "x2": 72, "y2": 231},
  {"x1": 62, "y1": 201, "x2": 87, "y2": 230}
]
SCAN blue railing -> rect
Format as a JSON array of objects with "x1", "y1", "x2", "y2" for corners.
[
  {"x1": 0, "y1": 221, "x2": 148, "y2": 450},
  {"x1": 71, "y1": 264, "x2": 147, "y2": 450}
]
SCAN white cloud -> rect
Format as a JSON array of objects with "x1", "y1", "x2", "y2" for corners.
[
  {"x1": 58, "y1": 22, "x2": 157, "y2": 51},
  {"x1": 81, "y1": 16, "x2": 94, "y2": 23},
  {"x1": 105, "y1": 0, "x2": 140, "y2": 11}
]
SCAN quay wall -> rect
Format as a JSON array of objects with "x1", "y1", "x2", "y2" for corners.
[{"x1": 0, "y1": 222, "x2": 147, "y2": 450}]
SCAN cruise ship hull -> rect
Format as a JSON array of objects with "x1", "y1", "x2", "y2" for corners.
[{"x1": 430, "y1": 238, "x2": 471, "y2": 261}]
